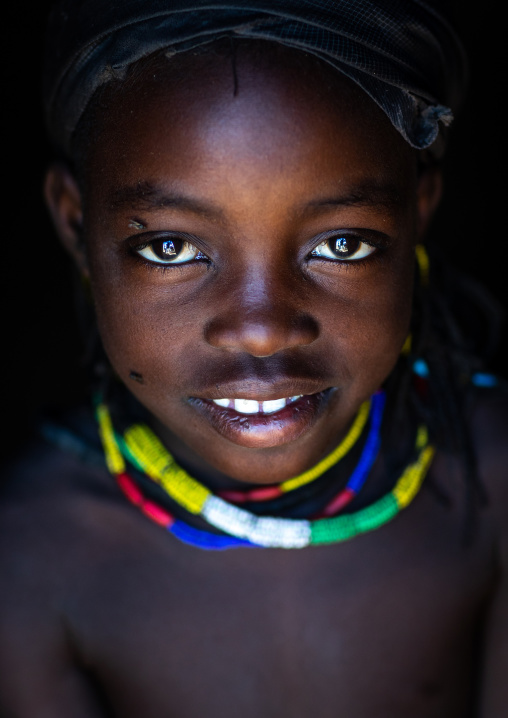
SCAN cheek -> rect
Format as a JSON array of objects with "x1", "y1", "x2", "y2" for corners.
[
  {"x1": 97, "y1": 298, "x2": 195, "y2": 384},
  {"x1": 318, "y1": 256, "x2": 414, "y2": 384},
  {"x1": 89, "y1": 260, "x2": 200, "y2": 391}
]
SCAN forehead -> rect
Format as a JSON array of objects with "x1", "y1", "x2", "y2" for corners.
[{"x1": 83, "y1": 41, "x2": 416, "y2": 204}]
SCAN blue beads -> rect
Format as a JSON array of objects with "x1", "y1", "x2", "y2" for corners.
[
  {"x1": 412, "y1": 359, "x2": 430, "y2": 378},
  {"x1": 170, "y1": 520, "x2": 256, "y2": 550},
  {"x1": 412, "y1": 360, "x2": 498, "y2": 389},
  {"x1": 471, "y1": 372, "x2": 498, "y2": 388},
  {"x1": 347, "y1": 391, "x2": 385, "y2": 493}
]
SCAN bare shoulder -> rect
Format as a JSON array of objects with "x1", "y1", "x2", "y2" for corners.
[
  {"x1": 0, "y1": 433, "x2": 122, "y2": 716},
  {"x1": 467, "y1": 389, "x2": 508, "y2": 715},
  {"x1": 469, "y1": 387, "x2": 508, "y2": 527},
  {"x1": 0, "y1": 431, "x2": 119, "y2": 562},
  {"x1": 0, "y1": 429, "x2": 121, "y2": 614}
]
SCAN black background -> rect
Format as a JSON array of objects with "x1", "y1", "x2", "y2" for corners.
[{"x1": 1, "y1": 3, "x2": 506, "y2": 461}]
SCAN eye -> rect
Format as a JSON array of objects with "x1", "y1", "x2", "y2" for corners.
[
  {"x1": 135, "y1": 236, "x2": 207, "y2": 265},
  {"x1": 310, "y1": 234, "x2": 376, "y2": 261}
]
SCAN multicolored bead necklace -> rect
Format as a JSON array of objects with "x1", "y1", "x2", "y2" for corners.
[
  {"x1": 97, "y1": 395, "x2": 435, "y2": 550},
  {"x1": 116, "y1": 391, "x2": 384, "y2": 521},
  {"x1": 218, "y1": 395, "x2": 373, "y2": 504}
]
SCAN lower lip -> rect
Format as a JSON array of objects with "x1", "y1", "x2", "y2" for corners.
[{"x1": 189, "y1": 390, "x2": 333, "y2": 448}]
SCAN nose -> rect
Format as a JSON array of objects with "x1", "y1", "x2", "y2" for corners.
[{"x1": 204, "y1": 276, "x2": 319, "y2": 357}]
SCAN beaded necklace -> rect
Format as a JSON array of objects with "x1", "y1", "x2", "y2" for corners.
[
  {"x1": 118, "y1": 391, "x2": 385, "y2": 518},
  {"x1": 218, "y1": 395, "x2": 372, "y2": 503},
  {"x1": 97, "y1": 401, "x2": 434, "y2": 549}
]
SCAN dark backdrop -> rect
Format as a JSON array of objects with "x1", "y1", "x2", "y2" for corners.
[{"x1": 1, "y1": 3, "x2": 506, "y2": 461}]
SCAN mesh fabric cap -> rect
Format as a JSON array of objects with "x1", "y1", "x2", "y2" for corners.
[{"x1": 43, "y1": 0, "x2": 467, "y2": 155}]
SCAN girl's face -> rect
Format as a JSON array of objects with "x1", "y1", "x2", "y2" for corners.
[{"x1": 47, "y1": 46, "x2": 440, "y2": 485}]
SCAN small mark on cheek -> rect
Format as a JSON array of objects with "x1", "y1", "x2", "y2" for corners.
[{"x1": 129, "y1": 370, "x2": 145, "y2": 384}]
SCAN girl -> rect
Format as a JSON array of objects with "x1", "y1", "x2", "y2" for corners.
[{"x1": 1, "y1": 2, "x2": 507, "y2": 716}]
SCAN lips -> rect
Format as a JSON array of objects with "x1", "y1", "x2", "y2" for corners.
[{"x1": 189, "y1": 389, "x2": 333, "y2": 448}]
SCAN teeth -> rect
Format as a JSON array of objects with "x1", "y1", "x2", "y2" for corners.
[
  {"x1": 212, "y1": 395, "x2": 304, "y2": 415},
  {"x1": 234, "y1": 399, "x2": 260, "y2": 414},
  {"x1": 262, "y1": 398, "x2": 286, "y2": 414},
  {"x1": 212, "y1": 398, "x2": 230, "y2": 408}
]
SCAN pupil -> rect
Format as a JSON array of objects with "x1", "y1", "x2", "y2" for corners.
[
  {"x1": 153, "y1": 237, "x2": 183, "y2": 260},
  {"x1": 333, "y1": 236, "x2": 359, "y2": 256},
  {"x1": 162, "y1": 240, "x2": 176, "y2": 256}
]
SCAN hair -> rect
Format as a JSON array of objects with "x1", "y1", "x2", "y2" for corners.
[
  {"x1": 387, "y1": 246, "x2": 503, "y2": 542},
  {"x1": 66, "y1": 39, "x2": 504, "y2": 544}
]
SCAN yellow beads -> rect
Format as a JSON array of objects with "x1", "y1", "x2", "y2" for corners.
[
  {"x1": 393, "y1": 440, "x2": 435, "y2": 509},
  {"x1": 97, "y1": 403, "x2": 126, "y2": 475},
  {"x1": 124, "y1": 425, "x2": 210, "y2": 514},
  {"x1": 280, "y1": 398, "x2": 371, "y2": 493},
  {"x1": 416, "y1": 425, "x2": 428, "y2": 450},
  {"x1": 415, "y1": 244, "x2": 430, "y2": 286},
  {"x1": 401, "y1": 334, "x2": 412, "y2": 356}
]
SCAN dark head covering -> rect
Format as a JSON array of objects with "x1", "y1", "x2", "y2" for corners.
[{"x1": 43, "y1": 0, "x2": 467, "y2": 156}]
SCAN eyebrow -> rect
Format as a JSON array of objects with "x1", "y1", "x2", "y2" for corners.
[
  {"x1": 305, "y1": 180, "x2": 405, "y2": 213},
  {"x1": 109, "y1": 178, "x2": 404, "y2": 216},
  {"x1": 109, "y1": 181, "x2": 223, "y2": 219}
]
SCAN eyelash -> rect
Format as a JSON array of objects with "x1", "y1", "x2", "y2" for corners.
[
  {"x1": 129, "y1": 231, "x2": 385, "y2": 271},
  {"x1": 308, "y1": 233, "x2": 382, "y2": 264},
  {"x1": 130, "y1": 234, "x2": 209, "y2": 271}
]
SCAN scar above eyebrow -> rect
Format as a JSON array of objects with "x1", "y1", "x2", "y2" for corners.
[{"x1": 110, "y1": 181, "x2": 223, "y2": 219}]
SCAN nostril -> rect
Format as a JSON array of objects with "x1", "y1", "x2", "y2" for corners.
[{"x1": 204, "y1": 312, "x2": 319, "y2": 356}]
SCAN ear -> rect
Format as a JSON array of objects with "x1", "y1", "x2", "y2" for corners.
[
  {"x1": 44, "y1": 163, "x2": 88, "y2": 277},
  {"x1": 415, "y1": 164, "x2": 443, "y2": 241}
]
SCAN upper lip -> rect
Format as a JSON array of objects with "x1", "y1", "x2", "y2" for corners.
[{"x1": 192, "y1": 379, "x2": 331, "y2": 403}]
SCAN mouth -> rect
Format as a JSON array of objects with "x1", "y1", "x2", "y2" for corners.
[
  {"x1": 189, "y1": 389, "x2": 334, "y2": 448},
  {"x1": 211, "y1": 395, "x2": 303, "y2": 414}
]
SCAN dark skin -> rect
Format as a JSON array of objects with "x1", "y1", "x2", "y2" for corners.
[{"x1": 1, "y1": 45, "x2": 508, "y2": 717}]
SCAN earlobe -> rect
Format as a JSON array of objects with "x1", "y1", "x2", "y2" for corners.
[
  {"x1": 44, "y1": 163, "x2": 88, "y2": 277},
  {"x1": 416, "y1": 165, "x2": 443, "y2": 240}
]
